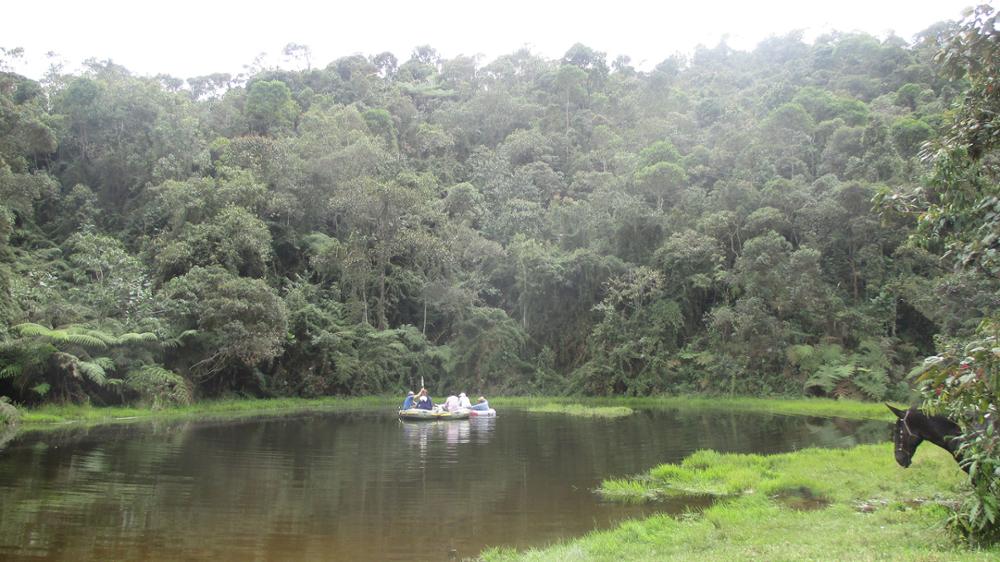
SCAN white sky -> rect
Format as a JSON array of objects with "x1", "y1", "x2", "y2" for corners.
[{"x1": 2, "y1": 0, "x2": 977, "y2": 80}]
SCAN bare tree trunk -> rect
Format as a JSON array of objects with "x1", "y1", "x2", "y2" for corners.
[
  {"x1": 378, "y1": 264, "x2": 387, "y2": 330},
  {"x1": 361, "y1": 283, "x2": 369, "y2": 325}
]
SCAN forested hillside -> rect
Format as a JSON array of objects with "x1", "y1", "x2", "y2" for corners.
[{"x1": 2, "y1": 22, "x2": 995, "y2": 406}]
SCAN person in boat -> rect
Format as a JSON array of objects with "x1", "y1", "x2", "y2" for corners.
[
  {"x1": 415, "y1": 388, "x2": 434, "y2": 410},
  {"x1": 401, "y1": 390, "x2": 415, "y2": 410},
  {"x1": 470, "y1": 396, "x2": 490, "y2": 411},
  {"x1": 443, "y1": 395, "x2": 461, "y2": 412},
  {"x1": 458, "y1": 392, "x2": 472, "y2": 409}
]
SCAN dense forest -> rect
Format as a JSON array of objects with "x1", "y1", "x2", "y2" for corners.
[{"x1": 1, "y1": 16, "x2": 997, "y2": 408}]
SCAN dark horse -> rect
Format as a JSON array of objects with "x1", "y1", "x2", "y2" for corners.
[{"x1": 887, "y1": 404, "x2": 967, "y2": 473}]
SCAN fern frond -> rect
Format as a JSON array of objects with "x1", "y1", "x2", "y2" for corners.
[
  {"x1": 853, "y1": 366, "x2": 889, "y2": 401},
  {"x1": 70, "y1": 328, "x2": 119, "y2": 346},
  {"x1": 786, "y1": 344, "x2": 815, "y2": 366},
  {"x1": 62, "y1": 333, "x2": 109, "y2": 350},
  {"x1": 162, "y1": 330, "x2": 198, "y2": 349},
  {"x1": 126, "y1": 365, "x2": 192, "y2": 406},
  {"x1": 118, "y1": 332, "x2": 158, "y2": 345},
  {"x1": 804, "y1": 363, "x2": 854, "y2": 394},
  {"x1": 0, "y1": 363, "x2": 23, "y2": 378},
  {"x1": 78, "y1": 361, "x2": 108, "y2": 386},
  {"x1": 93, "y1": 357, "x2": 116, "y2": 370},
  {"x1": 14, "y1": 323, "x2": 54, "y2": 337}
]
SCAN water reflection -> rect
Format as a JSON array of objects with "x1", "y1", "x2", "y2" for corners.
[{"x1": 0, "y1": 409, "x2": 887, "y2": 561}]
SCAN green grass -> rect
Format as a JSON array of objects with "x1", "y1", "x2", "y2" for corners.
[
  {"x1": 497, "y1": 395, "x2": 896, "y2": 421},
  {"x1": 484, "y1": 444, "x2": 997, "y2": 561},
  {"x1": 17, "y1": 394, "x2": 897, "y2": 429},
  {"x1": 527, "y1": 402, "x2": 634, "y2": 418},
  {"x1": 19, "y1": 395, "x2": 397, "y2": 428}
]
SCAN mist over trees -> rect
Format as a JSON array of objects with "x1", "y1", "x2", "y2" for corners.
[{"x1": 1, "y1": 18, "x2": 995, "y2": 406}]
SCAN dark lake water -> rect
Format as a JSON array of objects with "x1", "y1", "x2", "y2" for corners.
[{"x1": 0, "y1": 407, "x2": 887, "y2": 561}]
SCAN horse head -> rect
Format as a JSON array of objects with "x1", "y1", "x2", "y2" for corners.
[{"x1": 887, "y1": 404, "x2": 923, "y2": 468}]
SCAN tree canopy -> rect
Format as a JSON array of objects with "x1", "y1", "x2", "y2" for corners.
[{"x1": 0, "y1": 16, "x2": 993, "y2": 414}]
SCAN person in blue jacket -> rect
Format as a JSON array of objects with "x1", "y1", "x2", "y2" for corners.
[
  {"x1": 470, "y1": 396, "x2": 490, "y2": 411},
  {"x1": 414, "y1": 388, "x2": 434, "y2": 410},
  {"x1": 401, "y1": 390, "x2": 415, "y2": 410}
]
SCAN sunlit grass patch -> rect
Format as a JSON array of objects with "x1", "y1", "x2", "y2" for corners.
[{"x1": 527, "y1": 403, "x2": 634, "y2": 418}]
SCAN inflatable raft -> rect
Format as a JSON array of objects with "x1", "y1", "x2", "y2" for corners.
[
  {"x1": 468, "y1": 408, "x2": 497, "y2": 417},
  {"x1": 398, "y1": 408, "x2": 471, "y2": 421}
]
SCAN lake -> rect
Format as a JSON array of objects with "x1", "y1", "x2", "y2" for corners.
[{"x1": 0, "y1": 407, "x2": 887, "y2": 561}]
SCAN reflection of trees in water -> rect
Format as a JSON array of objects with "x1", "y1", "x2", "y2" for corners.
[
  {"x1": 0, "y1": 427, "x2": 16, "y2": 452},
  {"x1": 0, "y1": 410, "x2": 888, "y2": 560},
  {"x1": 0, "y1": 420, "x2": 204, "y2": 558}
]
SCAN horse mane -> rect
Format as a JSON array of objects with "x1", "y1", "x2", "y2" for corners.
[{"x1": 904, "y1": 409, "x2": 962, "y2": 454}]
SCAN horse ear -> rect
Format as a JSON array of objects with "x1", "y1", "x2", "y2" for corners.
[{"x1": 886, "y1": 403, "x2": 905, "y2": 419}]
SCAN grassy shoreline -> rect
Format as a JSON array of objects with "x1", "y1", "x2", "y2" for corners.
[
  {"x1": 499, "y1": 395, "x2": 897, "y2": 421},
  {"x1": 526, "y1": 402, "x2": 634, "y2": 418},
  {"x1": 16, "y1": 395, "x2": 398, "y2": 428},
  {"x1": 484, "y1": 444, "x2": 997, "y2": 561},
  {"x1": 12, "y1": 394, "x2": 897, "y2": 428}
]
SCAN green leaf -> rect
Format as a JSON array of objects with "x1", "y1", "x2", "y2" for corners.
[
  {"x1": 62, "y1": 333, "x2": 109, "y2": 350},
  {"x1": 14, "y1": 323, "x2": 54, "y2": 337},
  {"x1": 77, "y1": 361, "x2": 108, "y2": 386}
]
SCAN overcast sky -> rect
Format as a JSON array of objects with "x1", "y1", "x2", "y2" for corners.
[{"x1": 2, "y1": 0, "x2": 976, "y2": 80}]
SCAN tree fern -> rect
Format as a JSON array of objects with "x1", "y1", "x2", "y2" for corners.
[
  {"x1": 4, "y1": 324, "x2": 168, "y2": 402},
  {"x1": 125, "y1": 365, "x2": 192, "y2": 407},
  {"x1": 161, "y1": 329, "x2": 198, "y2": 349},
  {"x1": 786, "y1": 344, "x2": 816, "y2": 367},
  {"x1": 13, "y1": 324, "x2": 109, "y2": 350},
  {"x1": 61, "y1": 332, "x2": 109, "y2": 350},
  {"x1": 117, "y1": 332, "x2": 158, "y2": 345},
  {"x1": 13, "y1": 323, "x2": 54, "y2": 338},
  {"x1": 804, "y1": 363, "x2": 855, "y2": 394},
  {"x1": 852, "y1": 366, "x2": 889, "y2": 400},
  {"x1": 0, "y1": 363, "x2": 23, "y2": 378},
  {"x1": 77, "y1": 361, "x2": 108, "y2": 386},
  {"x1": 69, "y1": 327, "x2": 119, "y2": 346},
  {"x1": 93, "y1": 356, "x2": 116, "y2": 370}
]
